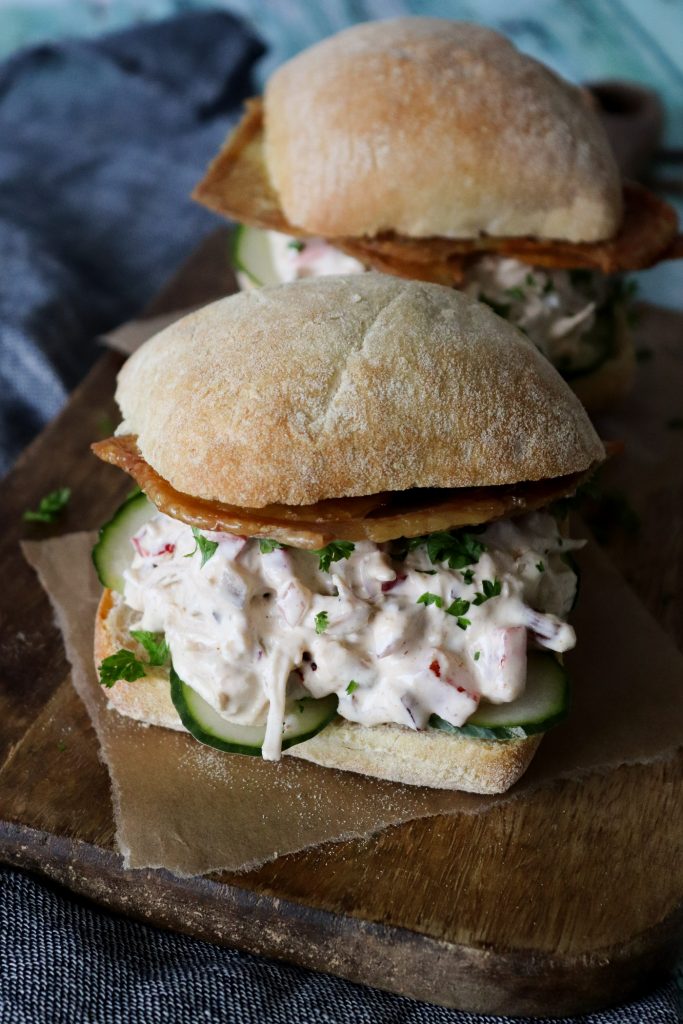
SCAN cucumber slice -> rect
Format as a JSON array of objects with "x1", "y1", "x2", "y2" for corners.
[
  {"x1": 430, "y1": 652, "x2": 569, "y2": 740},
  {"x1": 170, "y1": 668, "x2": 339, "y2": 755},
  {"x1": 92, "y1": 492, "x2": 156, "y2": 594},
  {"x1": 231, "y1": 225, "x2": 282, "y2": 289}
]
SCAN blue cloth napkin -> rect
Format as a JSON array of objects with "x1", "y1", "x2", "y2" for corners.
[
  {"x1": 0, "y1": 866, "x2": 679, "y2": 1024},
  {"x1": 0, "y1": 11, "x2": 263, "y2": 474}
]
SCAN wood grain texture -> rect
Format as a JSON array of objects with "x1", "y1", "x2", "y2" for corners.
[{"x1": 0, "y1": 231, "x2": 681, "y2": 1016}]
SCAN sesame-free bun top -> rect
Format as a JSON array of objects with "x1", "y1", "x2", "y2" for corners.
[
  {"x1": 115, "y1": 275, "x2": 604, "y2": 508},
  {"x1": 263, "y1": 18, "x2": 621, "y2": 243}
]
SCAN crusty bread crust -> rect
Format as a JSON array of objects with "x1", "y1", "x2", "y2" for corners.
[
  {"x1": 115, "y1": 275, "x2": 604, "y2": 508},
  {"x1": 263, "y1": 19, "x2": 621, "y2": 242},
  {"x1": 95, "y1": 590, "x2": 541, "y2": 794}
]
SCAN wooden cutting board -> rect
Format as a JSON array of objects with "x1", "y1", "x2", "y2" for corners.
[{"x1": 0, "y1": 231, "x2": 681, "y2": 1017}]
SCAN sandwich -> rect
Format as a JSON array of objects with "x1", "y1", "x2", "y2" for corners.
[
  {"x1": 92, "y1": 273, "x2": 604, "y2": 794},
  {"x1": 193, "y1": 18, "x2": 681, "y2": 412}
]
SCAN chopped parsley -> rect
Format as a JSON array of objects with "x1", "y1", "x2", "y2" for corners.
[
  {"x1": 98, "y1": 649, "x2": 146, "y2": 689},
  {"x1": 473, "y1": 651, "x2": 481, "y2": 662},
  {"x1": 417, "y1": 592, "x2": 443, "y2": 608},
  {"x1": 130, "y1": 630, "x2": 170, "y2": 667},
  {"x1": 314, "y1": 541, "x2": 355, "y2": 573},
  {"x1": 472, "y1": 578, "x2": 502, "y2": 605},
  {"x1": 23, "y1": 487, "x2": 71, "y2": 524},
  {"x1": 536, "y1": 561, "x2": 545, "y2": 573},
  {"x1": 314, "y1": 611, "x2": 329, "y2": 635},
  {"x1": 445, "y1": 597, "x2": 470, "y2": 618},
  {"x1": 525, "y1": 273, "x2": 536, "y2": 287},
  {"x1": 446, "y1": 598, "x2": 472, "y2": 630},
  {"x1": 462, "y1": 568, "x2": 475, "y2": 585},
  {"x1": 406, "y1": 529, "x2": 486, "y2": 570},
  {"x1": 504, "y1": 286, "x2": 525, "y2": 302},
  {"x1": 287, "y1": 239, "x2": 305, "y2": 252},
  {"x1": 259, "y1": 538, "x2": 283, "y2": 554},
  {"x1": 346, "y1": 680, "x2": 359, "y2": 695},
  {"x1": 185, "y1": 527, "x2": 219, "y2": 567}
]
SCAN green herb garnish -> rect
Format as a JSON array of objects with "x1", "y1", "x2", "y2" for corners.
[
  {"x1": 98, "y1": 649, "x2": 146, "y2": 689},
  {"x1": 536, "y1": 561, "x2": 545, "y2": 573},
  {"x1": 505, "y1": 286, "x2": 525, "y2": 302},
  {"x1": 417, "y1": 592, "x2": 444, "y2": 608},
  {"x1": 445, "y1": 597, "x2": 470, "y2": 618},
  {"x1": 314, "y1": 541, "x2": 355, "y2": 573},
  {"x1": 130, "y1": 630, "x2": 170, "y2": 667},
  {"x1": 346, "y1": 680, "x2": 359, "y2": 695},
  {"x1": 525, "y1": 273, "x2": 536, "y2": 287},
  {"x1": 23, "y1": 487, "x2": 71, "y2": 524},
  {"x1": 185, "y1": 527, "x2": 219, "y2": 567},
  {"x1": 473, "y1": 651, "x2": 481, "y2": 662},
  {"x1": 259, "y1": 538, "x2": 283, "y2": 554},
  {"x1": 407, "y1": 530, "x2": 486, "y2": 570},
  {"x1": 462, "y1": 568, "x2": 475, "y2": 585},
  {"x1": 314, "y1": 611, "x2": 329, "y2": 635},
  {"x1": 287, "y1": 239, "x2": 305, "y2": 252},
  {"x1": 472, "y1": 578, "x2": 502, "y2": 605}
]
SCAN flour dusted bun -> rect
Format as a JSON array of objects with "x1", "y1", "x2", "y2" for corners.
[
  {"x1": 95, "y1": 589, "x2": 540, "y2": 794},
  {"x1": 264, "y1": 19, "x2": 621, "y2": 242},
  {"x1": 116, "y1": 274, "x2": 604, "y2": 508}
]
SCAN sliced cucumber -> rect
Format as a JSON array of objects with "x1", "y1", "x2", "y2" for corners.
[
  {"x1": 170, "y1": 668, "x2": 338, "y2": 756},
  {"x1": 430, "y1": 652, "x2": 569, "y2": 740},
  {"x1": 92, "y1": 492, "x2": 156, "y2": 594},
  {"x1": 231, "y1": 225, "x2": 283, "y2": 289}
]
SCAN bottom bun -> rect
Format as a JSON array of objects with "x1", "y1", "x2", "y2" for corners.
[{"x1": 95, "y1": 590, "x2": 541, "y2": 794}]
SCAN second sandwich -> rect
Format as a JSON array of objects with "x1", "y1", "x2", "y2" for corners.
[{"x1": 92, "y1": 274, "x2": 604, "y2": 793}]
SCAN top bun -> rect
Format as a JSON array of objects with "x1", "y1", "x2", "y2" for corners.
[
  {"x1": 116, "y1": 275, "x2": 603, "y2": 508},
  {"x1": 264, "y1": 18, "x2": 621, "y2": 242}
]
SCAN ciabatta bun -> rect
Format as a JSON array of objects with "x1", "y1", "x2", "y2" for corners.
[
  {"x1": 263, "y1": 19, "x2": 621, "y2": 242},
  {"x1": 115, "y1": 274, "x2": 604, "y2": 509},
  {"x1": 96, "y1": 589, "x2": 540, "y2": 794}
]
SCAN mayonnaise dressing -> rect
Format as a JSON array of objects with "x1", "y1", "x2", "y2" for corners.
[
  {"x1": 123, "y1": 512, "x2": 581, "y2": 760},
  {"x1": 264, "y1": 230, "x2": 608, "y2": 371}
]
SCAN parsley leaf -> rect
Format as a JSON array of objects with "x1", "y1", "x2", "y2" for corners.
[
  {"x1": 313, "y1": 541, "x2": 355, "y2": 573},
  {"x1": 98, "y1": 649, "x2": 146, "y2": 689},
  {"x1": 314, "y1": 611, "x2": 329, "y2": 635},
  {"x1": 287, "y1": 239, "x2": 305, "y2": 252},
  {"x1": 23, "y1": 487, "x2": 71, "y2": 524},
  {"x1": 259, "y1": 538, "x2": 283, "y2": 554},
  {"x1": 130, "y1": 630, "x2": 170, "y2": 667},
  {"x1": 424, "y1": 530, "x2": 486, "y2": 569},
  {"x1": 536, "y1": 561, "x2": 545, "y2": 573},
  {"x1": 346, "y1": 680, "x2": 359, "y2": 695},
  {"x1": 525, "y1": 273, "x2": 536, "y2": 287},
  {"x1": 504, "y1": 286, "x2": 525, "y2": 302},
  {"x1": 417, "y1": 592, "x2": 443, "y2": 608},
  {"x1": 456, "y1": 617, "x2": 471, "y2": 631},
  {"x1": 473, "y1": 651, "x2": 481, "y2": 661},
  {"x1": 473, "y1": 578, "x2": 502, "y2": 605},
  {"x1": 446, "y1": 598, "x2": 470, "y2": 618},
  {"x1": 462, "y1": 568, "x2": 475, "y2": 585},
  {"x1": 185, "y1": 527, "x2": 219, "y2": 567}
]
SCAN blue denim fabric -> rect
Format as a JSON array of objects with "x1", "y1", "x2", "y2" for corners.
[{"x1": 0, "y1": 12, "x2": 263, "y2": 474}]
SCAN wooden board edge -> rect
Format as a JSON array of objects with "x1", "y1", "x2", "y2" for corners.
[{"x1": 1, "y1": 820, "x2": 680, "y2": 1017}]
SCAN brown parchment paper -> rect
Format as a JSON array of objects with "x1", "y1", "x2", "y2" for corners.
[{"x1": 22, "y1": 531, "x2": 682, "y2": 877}]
